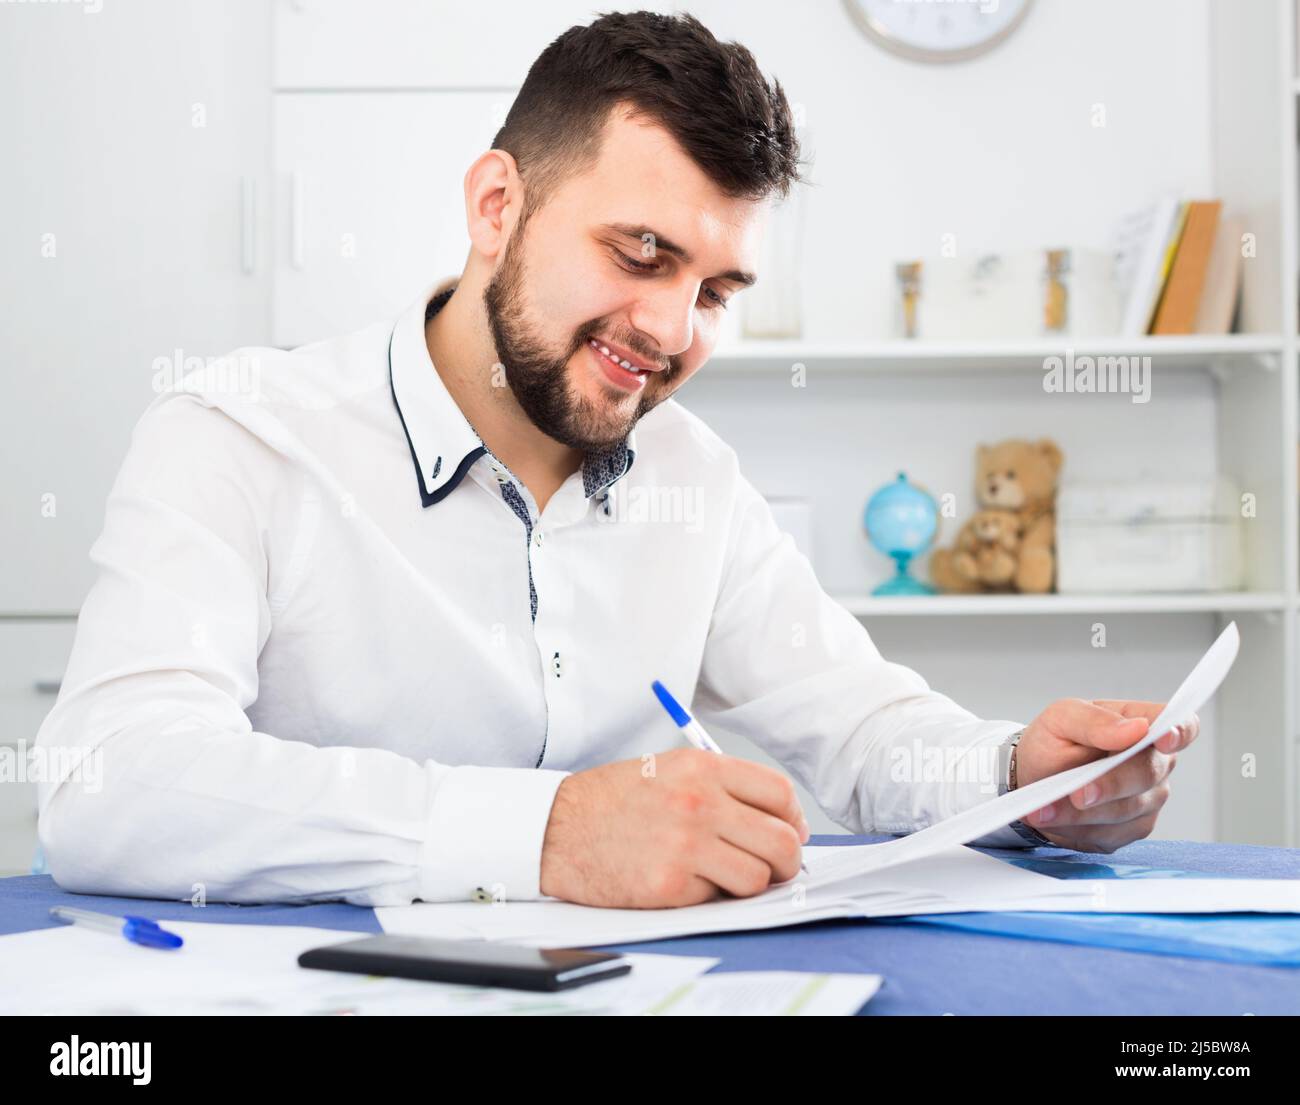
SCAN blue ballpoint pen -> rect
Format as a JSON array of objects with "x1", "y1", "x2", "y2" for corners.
[
  {"x1": 50, "y1": 906, "x2": 184, "y2": 950},
  {"x1": 651, "y1": 680, "x2": 809, "y2": 875}
]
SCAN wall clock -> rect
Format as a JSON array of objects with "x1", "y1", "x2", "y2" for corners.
[{"x1": 843, "y1": 0, "x2": 1034, "y2": 63}]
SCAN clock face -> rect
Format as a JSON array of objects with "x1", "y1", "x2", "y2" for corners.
[{"x1": 844, "y1": 0, "x2": 1033, "y2": 63}]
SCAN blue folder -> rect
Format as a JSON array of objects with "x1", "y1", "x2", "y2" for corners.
[{"x1": 898, "y1": 855, "x2": 1300, "y2": 967}]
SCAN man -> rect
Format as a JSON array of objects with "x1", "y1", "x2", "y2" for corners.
[{"x1": 36, "y1": 11, "x2": 1193, "y2": 909}]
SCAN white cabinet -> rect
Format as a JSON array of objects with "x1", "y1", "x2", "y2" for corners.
[
  {"x1": 272, "y1": 0, "x2": 640, "y2": 90},
  {"x1": 0, "y1": 622, "x2": 77, "y2": 876},
  {"x1": 273, "y1": 92, "x2": 504, "y2": 347},
  {"x1": 267, "y1": 1, "x2": 683, "y2": 345},
  {"x1": 0, "y1": 0, "x2": 272, "y2": 614}
]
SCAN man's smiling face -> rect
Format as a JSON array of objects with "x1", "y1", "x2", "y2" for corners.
[{"x1": 483, "y1": 103, "x2": 768, "y2": 454}]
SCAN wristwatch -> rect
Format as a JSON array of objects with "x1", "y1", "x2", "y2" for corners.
[{"x1": 998, "y1": 727, "x2": 1054, "y2": 847}]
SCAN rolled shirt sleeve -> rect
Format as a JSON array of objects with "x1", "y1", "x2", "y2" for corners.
[
  {"x1": 34, "y1": 393, "x2": 569, "y2": 906},
  {"x1": 693, "y1": 461, "x2": 1034, "y2": 850}
]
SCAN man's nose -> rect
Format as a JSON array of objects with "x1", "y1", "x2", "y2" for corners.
[{"x1": 629, "y1": 284, "x2": 696, "y2": 361}]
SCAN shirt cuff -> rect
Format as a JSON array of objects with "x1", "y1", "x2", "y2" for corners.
[
  {"x1": 955, "y1": 721, "x2": 1041, "y2": 849},
  {"x1": 418, "y1": 765, "x2": 570, "y2": 903}
]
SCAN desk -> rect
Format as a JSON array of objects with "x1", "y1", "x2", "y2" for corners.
[{"x1": 3, "y1": 835, "x2": 1297, "y2": 1015}]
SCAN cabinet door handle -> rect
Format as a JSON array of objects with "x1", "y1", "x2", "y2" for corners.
[
  {"x1": 240, "y1": 175, "x2": 257, "y2": 274},
  {"x1": 34, "y1": 680, "x2": 61, "y2": 695},
  {"x1": 290, "y1": 168, "x2": 305, "y2": 270}
]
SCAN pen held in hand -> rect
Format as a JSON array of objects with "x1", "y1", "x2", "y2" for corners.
[{"x1": 651, "y1": 679, "x2": 809, "y2": 876}]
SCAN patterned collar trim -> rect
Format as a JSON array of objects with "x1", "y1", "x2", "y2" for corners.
[{"x1": 389, "y1": 281, "x2": 636, "y2": 508}]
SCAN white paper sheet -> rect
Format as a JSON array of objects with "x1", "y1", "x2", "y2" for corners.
[
  {"x1": 843, "y1": 620, "x2": 1240, "y2": 876},
  {"x1": 0, "y1": 921, "x2": 883, "y2": 1016},
  {"x1": 644, "y1": 971, "x2": 883, "y2": 1016},
  {"x1": 1028, "y1": 877, "x2": 1300, "y2": 914},
  {"x1": 0, "y1": 921, "x2": 731, "y2": 1015},
  {"x1": 378, "y1": 845, "x2": 1090, "y2": 947}
]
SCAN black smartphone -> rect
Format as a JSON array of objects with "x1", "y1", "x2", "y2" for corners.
[{"x1": 298, "y1": 934, "x2": 632, "y2": 992}]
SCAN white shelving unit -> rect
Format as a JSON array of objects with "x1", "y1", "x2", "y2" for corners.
[
  {"x1": 832, "y1": 593, "x2": 1290, "y2": 618},
  {"x1": 710, "y1": 334, "x2": 1285, "y2": 375},
  {"x1": 685, "y1": 0, "x2": 1300, "y2": 847}
]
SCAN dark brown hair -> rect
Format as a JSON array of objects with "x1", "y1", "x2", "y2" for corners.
[{"x1": 491, "y1": 10, "x2": 805, "y2": 216}]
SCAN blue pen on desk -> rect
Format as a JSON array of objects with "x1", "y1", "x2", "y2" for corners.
[
  {"x1": 49, "y1": 907, "x2": 183, "y2": 950},
  {"x1": 651, "y1": 680, "x2": 808, "y2": 875}
]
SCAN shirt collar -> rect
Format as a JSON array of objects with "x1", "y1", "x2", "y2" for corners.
[{"x1": 388, "y1": 278, "x2": 637, "y2": 509}]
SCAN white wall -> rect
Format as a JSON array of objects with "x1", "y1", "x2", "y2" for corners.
[{"x1": 687, "y1": 0, "x2": 1214, "y2": 341}]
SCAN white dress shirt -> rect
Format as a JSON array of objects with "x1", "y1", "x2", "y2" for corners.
[{"x1": 35, "y1": 278, "x2": 1030, "y2": 907}]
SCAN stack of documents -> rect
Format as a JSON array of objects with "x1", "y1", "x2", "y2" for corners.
[
  {"x1": 377, "y1": 622, "x2": 1299, "y2": 948},
  {"x1": 0, "y1": 921, "x2": 882, "y2": 1015}
]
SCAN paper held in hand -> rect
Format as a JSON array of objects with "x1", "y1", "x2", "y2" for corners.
[{"x1": 836, "y1": 619, "x2": 1241, "y2": 876}]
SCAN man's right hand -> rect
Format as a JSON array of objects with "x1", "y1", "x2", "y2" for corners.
[{"x1": 538, "y1": 748, "x2": 811, "y2": 908}]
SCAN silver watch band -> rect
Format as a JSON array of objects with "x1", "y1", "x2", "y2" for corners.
[{"x1": 997, "y1": 727, "x2": 1054, "y2": 847}]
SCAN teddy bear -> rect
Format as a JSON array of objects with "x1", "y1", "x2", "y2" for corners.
[
  {"x1": 930, "y1": 438, "x2": 1064, "y2": 594},
  {"x1": 951, "y1": 509, "x2": 1023, "y2": 590}
]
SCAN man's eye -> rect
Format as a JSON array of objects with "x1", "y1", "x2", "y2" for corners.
[
  {"x1": 699, "y1": 285, "x2": 728, "y2": 311},
  {"x1": 614, "y1": 249, "x2": 728, "y2": 310},
  {"x1": 615, "y1": 250, "x2": 657, "y2": 272}
]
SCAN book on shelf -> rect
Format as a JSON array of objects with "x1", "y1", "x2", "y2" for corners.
[
  {"x1": 1116, "y1": 194, "x2": 1241, "y2": 338},
  {"x1": 1143, "y1": 200, "x2": 1191, "y2": 331},
  {"x1": 1116, "y1": 193, "x2": 1185, "y2": 336},
  {"x1": 1192, "y1": 215, "x2": 1245, "y2": 335},
  {"x1": 1152, "y1": 200, "x2": 1222, "y2": 334}
]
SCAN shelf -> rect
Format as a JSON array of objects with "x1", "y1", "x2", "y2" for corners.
[
  {"x1": 834, "y1": 591, "x2": 1290, "y2": 617},
  {"x1": 708, "y1": 334, "x2": 1285, "y2": 374}
]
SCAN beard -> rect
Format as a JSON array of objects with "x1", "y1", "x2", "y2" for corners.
[{"x1": 482, "y1": 212, "x2": 679, "y2": 455}]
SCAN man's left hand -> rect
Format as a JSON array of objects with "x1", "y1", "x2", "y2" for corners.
[{"x1": 1013, "y1": 698, "x2": 1199, "y2": 853}]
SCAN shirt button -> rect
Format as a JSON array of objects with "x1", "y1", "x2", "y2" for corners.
[
  {"x1": 533, "y1": 530, "x2": 544, "y2": 548},
  {"x1": 551, "y1": 651, "x2": 562, "y2": 677}
]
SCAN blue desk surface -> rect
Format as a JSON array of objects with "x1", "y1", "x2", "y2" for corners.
[{"x1": 4, "y1": 835, "x2": 1298, "y2": 1015}]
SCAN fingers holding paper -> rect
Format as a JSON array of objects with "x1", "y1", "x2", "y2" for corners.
[{"x1": 1013, "y1": 697, "x2": 1200, "y2": 853}]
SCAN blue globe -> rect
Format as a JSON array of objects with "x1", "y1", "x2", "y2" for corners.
[{"x1": 864, "y1": 472, "x2": 937, "y2": 596}]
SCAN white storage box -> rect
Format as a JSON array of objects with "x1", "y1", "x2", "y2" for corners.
[{"x1": 1056, "y1": 478, "x2": 1244, "y2": 593}]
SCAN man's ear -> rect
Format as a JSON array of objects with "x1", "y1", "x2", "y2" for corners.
[{"x1": 464, "y1": 149, "x2": 523, "y2": 261}]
